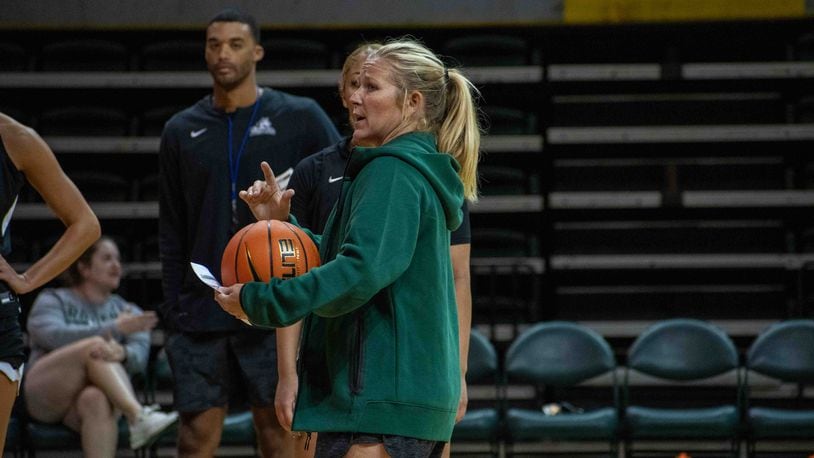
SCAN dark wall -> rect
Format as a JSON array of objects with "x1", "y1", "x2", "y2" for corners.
[{"x1": 0, "y1": 0, "x2": 562, "y2": 28}]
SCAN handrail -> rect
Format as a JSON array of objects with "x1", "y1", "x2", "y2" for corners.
[
  {"x1": 0, "y1": 65, "x2": 543, "y2": 88},
  {"x1": 43, "y1": 135, "x2": 543, "y2": 154}
]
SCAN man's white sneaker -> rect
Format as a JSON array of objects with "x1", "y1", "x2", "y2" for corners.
[{"x1": 129, "y1": 405, "x2": 179, "y2": 450}]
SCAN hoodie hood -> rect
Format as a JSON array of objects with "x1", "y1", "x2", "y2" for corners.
[{"x1": 348, "y1": 132, "x2": 464, "y2": 231}]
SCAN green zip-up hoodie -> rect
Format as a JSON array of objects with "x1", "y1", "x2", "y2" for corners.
[{"x1": 240, "y1": 131, "x2": 463, "y2": 441}]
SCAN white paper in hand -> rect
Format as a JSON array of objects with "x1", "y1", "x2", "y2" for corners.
[
  {"x1": 190, "y1": 262, "x2": 252, "y2": 326},
  {"x1": 191, "y1": 262, "x2": 221, "y2": 289}
]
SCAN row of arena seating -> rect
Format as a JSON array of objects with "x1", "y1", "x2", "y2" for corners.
[
  {"x1": 454, "y1": 319, "x2": 814, "y2": 458},
  {"x1": 9, "y1": 319, "x2": 808, "y2": 458},
  {"x1": 529, "y1": 17, "x2": 814, "y2": 335},
  {"x1": 0, "y1": 104, "x2": 544, "y2": 138},
  {"x1": 3, "y1": 95, "x2": 813, "y2": 135},
  {"x1": 1, "y1": 25, "x2": 813, "y2": 72},
  {"x1": 0, "y1": 34, "x2": 542, "y2": 72}
]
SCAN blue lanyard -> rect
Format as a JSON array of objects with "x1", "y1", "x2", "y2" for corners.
[{"x1": 227, "y1": 97, "x2": 261, "y2": 214}]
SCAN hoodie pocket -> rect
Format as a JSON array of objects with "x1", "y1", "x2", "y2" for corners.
[{"x1": 349, "y1": 311, "x2": 365, "y2": 395}]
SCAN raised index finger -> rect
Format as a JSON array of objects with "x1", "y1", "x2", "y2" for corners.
[{"x1": 260, "y1": 161, "x2": 277, "y2": 189}]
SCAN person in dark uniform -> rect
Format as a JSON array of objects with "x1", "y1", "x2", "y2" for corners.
[
  {"x1": 276, "y1": 43, "x2": 473, "y2": 457},
  {"x1": 157, "y1": 8, "x2": 340, "y2": 457},
  {"x1": 0, "y1": 112, "x2": 101, "y2": 450}
]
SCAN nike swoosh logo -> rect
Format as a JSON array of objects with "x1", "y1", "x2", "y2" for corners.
[
  {"x1": 190, "y1": 128, "x2": 207, "y2": 138},
  {"x1": 328, "y1": 176, "x2": 343, "y2": 183}
]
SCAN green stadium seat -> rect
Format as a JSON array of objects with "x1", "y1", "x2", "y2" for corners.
[
  {"x1": 504, "y1": 321, "x2": 619, "y2": 456},
  {"x1": 259, "y1": 38, "x2": 331, "y2": 70},
  {"x1": 38, "y1": 105, "x2": 131, "y2": 137},
  {"x1": 745, "y1": 319, "x2": 814, "y2": 455},
  {"x1": 140, "y1": 40, "x2": 201, "y2": 71},
  {"x1": 39, "y1": 39, "x2": 129, "y2": 71},
  {"x1": 450, "y1": 328, "x2": 500, "y2": 455},
  {"x1": 442, "y1": 34, "x2": 533, "y2": 67},
  {"x1": 483, "y1": 106, "x2": 537, "y2": 135},
  {"x1": 0, "y1": 42, "x2": 27, "y2": 71},
  {"x1": 623, "y1": 319, "x2": 741, "y2": 457},
  {"x1": 26, "y1": 416, "x2": 131, "y2": 454}
]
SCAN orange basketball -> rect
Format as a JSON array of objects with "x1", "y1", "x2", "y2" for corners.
[{"x1": 221, "y1": 220, "x2": 320, "y2": 286}]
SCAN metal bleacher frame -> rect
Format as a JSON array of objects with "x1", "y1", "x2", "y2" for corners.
[
  {"x1": 3, "y1": 20, "x2": 814, "y2": 457},
  {"x1": 540, "y1": 22, "x2": 814, "y2": 349},
  {"x1": 5, "y1": 30, "x2": 814, "y2": 330}
]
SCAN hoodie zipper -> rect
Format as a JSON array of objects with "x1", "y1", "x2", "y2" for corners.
[
  {"x1": 296, "y1": 314, "x2": 311, "y2": 377},
  {"x1": 349, "y1": 311, "x2": 365, "y2": 394}
]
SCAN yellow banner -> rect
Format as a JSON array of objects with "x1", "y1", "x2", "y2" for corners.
[{"x1": 565, "y1": 0, "x2": 806, "y2": 23}]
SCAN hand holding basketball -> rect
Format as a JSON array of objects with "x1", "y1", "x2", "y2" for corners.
[
  {"x1": 216, "y1": 219, "x2": 320, "y2": 325},
  {"x1": 239, "y1": 161, "x2": 294, "y2": 221},
  {"x1": 220, "y1": 220, "x2": 320, "y2": 286}
]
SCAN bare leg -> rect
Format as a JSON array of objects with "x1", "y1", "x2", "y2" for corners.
[
  {"x1": 62, "y1": 386, "x2": 119, "y2": 458},
  {"x1": 252, "y1": 404, "x2": 296, "y2": 458},
  {"x1": 294, "y1": 432, "x2": 316, "y2": 458},
  {"x1": 24, "y1": 336, "x2": 141, "y2": 423},
  {"x1": 89, "y1": 358, "x2": 139, "y2": 422},
  {"x1": 0, "y1": 374, "x2": 17, "y2": 450},
  {"x1": 177, "y1": 407, "x2": 226, "y2": 458}
]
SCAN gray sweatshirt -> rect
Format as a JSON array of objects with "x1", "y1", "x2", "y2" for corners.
[{"x1": 26, "y1": 288, "x2": 150, "y2": 375}]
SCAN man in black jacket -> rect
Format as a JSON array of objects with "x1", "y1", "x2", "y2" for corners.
[{"x1": 158, "y1": 8, "x2": 339, "y2": 456}]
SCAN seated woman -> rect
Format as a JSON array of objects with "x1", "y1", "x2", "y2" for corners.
[{"x1": 23, "y1": 236, "x2": 178, "y2": 455}]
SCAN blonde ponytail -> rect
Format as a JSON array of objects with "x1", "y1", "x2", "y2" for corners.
[
  {"x1": 369, "y1": 38, "x2": 481, "y2": 201},
  {"x1": 437, "y1": 69, "x2": 480, "y2": 201}
]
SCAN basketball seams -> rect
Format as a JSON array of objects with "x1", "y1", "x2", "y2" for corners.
[
  {"x1": 222, "y1": 220, "x2": 320, "y2": 285},
  {"x1": 266, "y1": 220, "x2": 275, "y2": 280},
  {"x1": 232, "y1": 225, "x2": 250, "y2": 285}
]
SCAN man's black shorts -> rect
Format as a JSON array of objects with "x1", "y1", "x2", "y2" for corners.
[{"x1": 164, "y1": 330, "x2": 277, "y2": 412}]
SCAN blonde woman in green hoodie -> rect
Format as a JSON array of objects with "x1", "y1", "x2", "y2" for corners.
[{"x1": 216, "y1": 37, "x2": 480, "y2": 458}]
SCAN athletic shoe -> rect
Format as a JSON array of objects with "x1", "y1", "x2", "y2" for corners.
[{"x1": 129, "y1": 405, "x2": 179, "y2": 449}]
